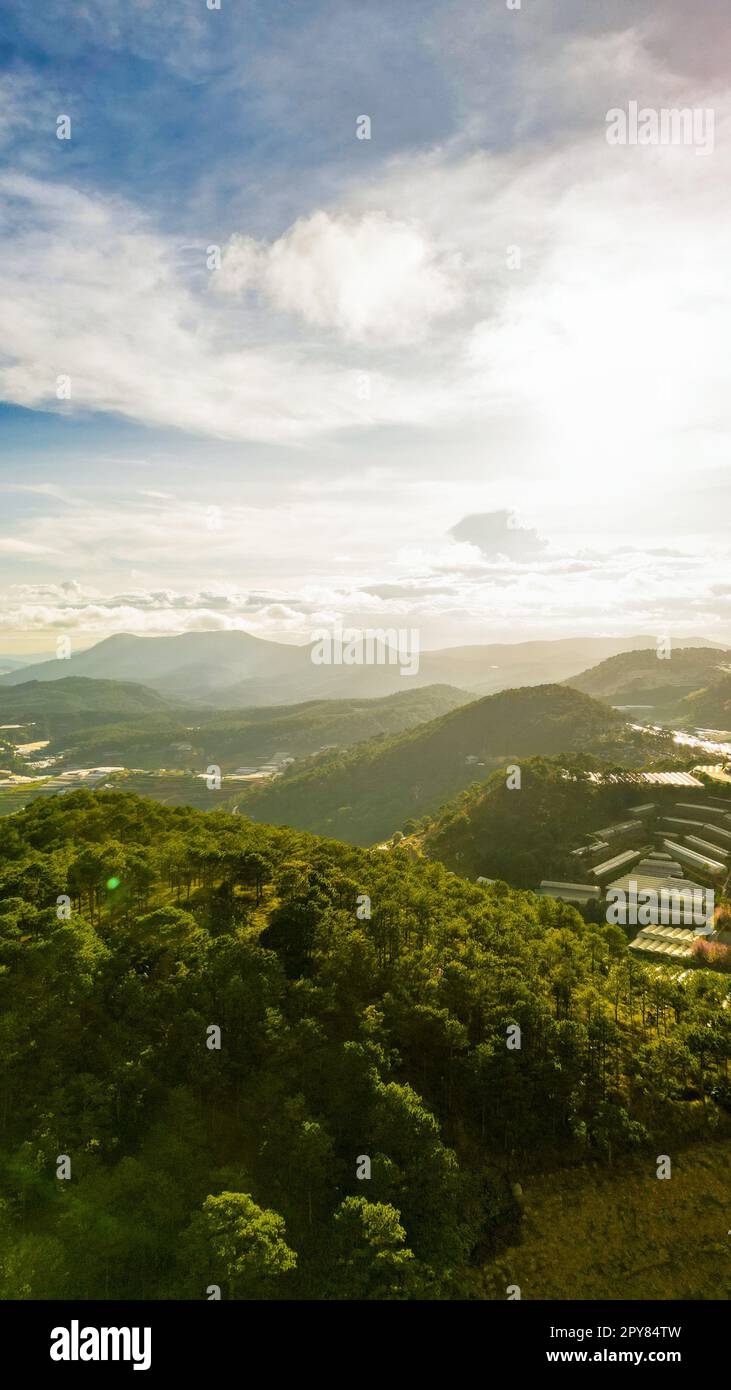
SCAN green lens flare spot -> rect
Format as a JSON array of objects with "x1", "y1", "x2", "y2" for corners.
[{"x1": 106, "y1": 877, "x2": 121, "y2": 891}]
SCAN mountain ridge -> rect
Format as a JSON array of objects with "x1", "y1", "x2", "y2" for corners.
[
  {"x1": 1, "y1": 630, "x2": 725, "y2": 706},
  {"x1": 235, "y1": 682, "x2": 654, "y2": 845},
  {"x1": 565, "y1": 646, "x2": 731, "y2": 719}
]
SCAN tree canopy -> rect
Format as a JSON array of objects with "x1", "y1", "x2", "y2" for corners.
[{"x1": 0, "y1": 788, "x2": 728, "y2": 1299}]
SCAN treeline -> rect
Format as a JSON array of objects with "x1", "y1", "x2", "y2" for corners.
[{"x1": 0, "y1": 790, "x2": 729, "y2": 1300}]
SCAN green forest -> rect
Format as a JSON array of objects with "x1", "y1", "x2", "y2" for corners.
[
  {"x1": 0, "y1": 678, "x2": 466, "y2": 771},
  {"x1": 238, "y1": 684, "x2": 679, "y2": 845},
  {"x1": 1, "y1": 790, "x2": 729, "y2": 1299}
]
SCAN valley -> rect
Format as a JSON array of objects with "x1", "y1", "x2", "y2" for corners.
[{"x1": 1, "y1": 633, "x2": 729, "y2": 1304}]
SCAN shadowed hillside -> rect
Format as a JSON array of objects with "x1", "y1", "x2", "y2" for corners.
[
  {"x1": 0, "y1": 677, "x2": 171, "y2": 739},
  {"x1": 681, "y1": 673, "x2": 731, "y2": 730},
  {"x1": 237, "y1": 685, "x2": 658, "y2": 846},
  {"x1": 416, "y1": 755, "x2": 714, "y2": 887},
  {"x1": 48, "y1": 684, "x2": 469, "y2": 771},
  {"x1": 565, "y1": 647, "x2": 731, "y2": 718}
]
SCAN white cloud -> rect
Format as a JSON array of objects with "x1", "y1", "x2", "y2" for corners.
[
  {"x1": 217, "y1": 210, "x2": 461, "y2": 344},
  {"x1": 1, "y1": 20, "x2": 731, "y2": 653},
  {"x1": 0, "y1": 538, "x2": 54, "y2": 555},
  {"x1": 0, "y1": 177, "x2": 370, "y2": 445},
  {"x1": 2, "y1": 522, "x2": 730, "y2": 649},
  {"x1": 1, "y1": 25, "x2": 730, "y2": 478}
]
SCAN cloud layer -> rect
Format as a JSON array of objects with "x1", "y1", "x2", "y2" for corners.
[
  {"x1": 1, "y1": 27, "x2": 729, "y2": 459},
  {"x1": 2, "y1": 506, "x2": 729, "y2": 652},
  {"x1": 1, "y1": 2, "x2": 730, "y2": 650}
]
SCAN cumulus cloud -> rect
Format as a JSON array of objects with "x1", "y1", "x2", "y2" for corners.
[
  {"x1": 216, "y1": 210, "x2": 461, "y2": 344},
  {"x1": 449, "y1": 511, "x2": 547, "y2": 561},
  {"x1": 0, "y1": 178, "x2": 374, "y2": 445}
]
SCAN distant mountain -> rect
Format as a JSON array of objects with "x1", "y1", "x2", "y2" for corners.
[
  {"x1": 680, "y1": 673, "x2": 731, "y2": 730},
  {"x1": 236, "y1": 683, "x2": 647, "y2": 846},
  {"x1": 0, "y1": 653, "x2": 52, "y2": 675},
  {"x1": 1, "y1": 630, "x2": 724, "y2": 705},
  {"x1": 0, "y1": 632, "x2": 309, "y2": 700},
  {"x1": 564, "y1": 646, "x2": 731, "y2": 716},
  {"x1": 414, "y1": 635, "x2": 723, "y2": 696},
  {"x1": 0, "y1": 677, "x2": 170, "y2": 737},
  {"x1": 50, "y1": 684, "x2": 469, "y2": 770}
]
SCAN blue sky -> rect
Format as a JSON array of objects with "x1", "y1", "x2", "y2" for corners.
[{"x1": 1, "y1": 0, "x2": 730, "y2": 654}]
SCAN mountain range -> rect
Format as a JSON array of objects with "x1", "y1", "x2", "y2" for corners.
[{"x1": 0, "y1": 630, "x2": 724, "y2": 706}]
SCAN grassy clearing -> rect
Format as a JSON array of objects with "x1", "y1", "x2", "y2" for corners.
[{"x1": 483, "y1": 1140, "x2": 731, "y2": 1300}]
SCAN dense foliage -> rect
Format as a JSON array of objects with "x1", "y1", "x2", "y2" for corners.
[
  {"x1": 0, "y1": 677, "x2": 170, "y2": 741},
  {"x1": 238, "y1": 684, "x2": 669, "y2": 846},
  {"x1": 47, "y1": 683, "x2": 467, "y2": 772},
  {"x1": 418, "y1": 757, "x2": 731, "y2": 889},
  {"x1": 1, "y1": 790, "x2": 729, "y2": 1300}
]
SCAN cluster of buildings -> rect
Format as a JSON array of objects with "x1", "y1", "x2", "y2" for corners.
[
  {"x1": 536, "y1": 795, "x2": 731, "y2": 965},
  {"x1": 221, "y1": 755, "x2": 295, "y2": 782}
]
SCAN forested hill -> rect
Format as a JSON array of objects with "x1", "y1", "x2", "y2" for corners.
[
  {"x1": 236, "y1": 683, "x2": 652, "y2": 846},
  {"x1": 565, "y1": 646, "x2": 731, "y2": 714},
  {"x1": 681, "y1": 672, "x2": 731, "y2": 729},
  {"x1": 0, "y1": 676, "x2": 170, "y2": 738},
  {"x1": 1, "y1": 789, "x2": 728, "y2": 1300},
  {"x1": 48, "y1": 683, "x2": 468, "y2": 771},
  {"x1": 417, "y1": 757, "x2": 730, "y2": 888}
]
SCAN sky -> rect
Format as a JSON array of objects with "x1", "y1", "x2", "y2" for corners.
[{"x1": 0, "y1": 0, "x2": 729, "y2": 656}]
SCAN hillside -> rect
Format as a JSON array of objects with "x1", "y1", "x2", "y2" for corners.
[
  {"x1": 482, "y1": 1143, "x2": 731, "y2": 1300},
  {"x1": 681, "y1": 673, "x2": 731, "y2": 730},
  {"x1": 49, "y1": 684, "x2": 469, "y2": 771},
  {"x1": 0, "y1": 789, "x2": 728, "y2": 1300},
  {"x1": 417, "y1": 755, "x2": 701, "y2": 887},
  {"x1": 236, "y1": 684, "x2": 655, "y2": 846},
  {"x1": 0, "y1": 676, "x2": 171, "y2": 737},
  {"x1": 0, "y1": 655, "x2": 49, "y2": 675},
  {"x1": 417, "y1": 634, "x2": 723, "y2": 697},
  {"x1": 565, "y1": 646, "x2": 731, "y2": 717}
]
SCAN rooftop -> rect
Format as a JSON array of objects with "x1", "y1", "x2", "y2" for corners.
[
  {"x1": 661, "y1": 839, "x2": 727, "y2": 876},
  {"x1": 591, "y1": 849, "x2": 643, "y2": 879}
]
